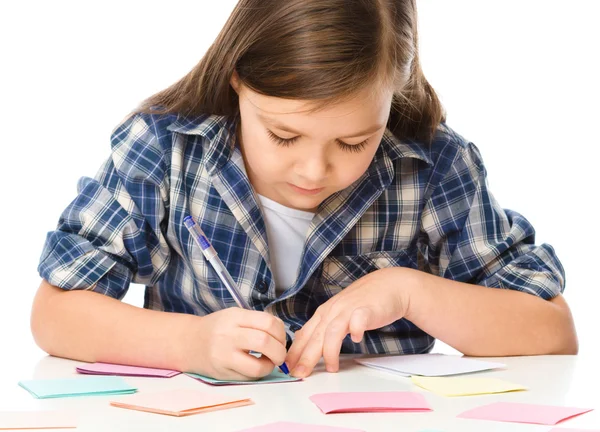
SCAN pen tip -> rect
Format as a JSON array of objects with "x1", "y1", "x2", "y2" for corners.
[{"x1": 279, "y1": 362, "x2": 290, "y2": 375}]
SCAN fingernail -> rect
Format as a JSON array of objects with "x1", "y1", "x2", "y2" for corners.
[{"x1": 292, "y1": 365, "x2": 306, "y2": 377}]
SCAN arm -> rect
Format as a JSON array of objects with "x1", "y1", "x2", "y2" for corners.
[
  {"x1": 31, "y1": 280, "x2": 287, "y2": 379},
  {"x1": 31, "y1": 279, "x2": 193, "y2": 370},
  {"x1": 415, "y1": 140, "x2": 577, "y2": 356},
  {"x1": 405, "y1": 270, "x2": 578, "y2": 356}
]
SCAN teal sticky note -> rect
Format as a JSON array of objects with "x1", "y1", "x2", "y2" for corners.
[
  {"x1": 19, "y1": 376, "x2": 137, "y2": 399},
  {"x1": 187, "y1": 368, "x2": 301, "y2": 386}
]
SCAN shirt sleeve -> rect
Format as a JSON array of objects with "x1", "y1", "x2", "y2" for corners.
[
  {"x1": 420, "y1": 141, "x2": 565, "y2": 300},
  {"x1": 37, "y1": 113, "x2": 172, "y2": 299}
]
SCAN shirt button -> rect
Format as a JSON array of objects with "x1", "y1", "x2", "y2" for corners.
[
  {"x1": 289, "y1": 323, "x2": 302, "y2": 332},
  {"x1": 257, "y1": 280, "x2": 269, "y2": 294}
]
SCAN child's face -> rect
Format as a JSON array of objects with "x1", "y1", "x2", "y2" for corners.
[{"x1": 233, "y1": 79, "x2": 393, "y2": 212}]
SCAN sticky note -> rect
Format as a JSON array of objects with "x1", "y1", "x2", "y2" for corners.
[
  {"x1": 355, "y1": 354, "x2": 504, "y2": 377},
  {"x1": 186, "y1": 368, "x2": 301, "y2": 385},
  {"x1": 411, "y1": 375, "x2": 527, "y2": 396},
  {"x1": 310, "y1": 391, "x2": 431, "y2": 414},
  {"x1": 110, "y1": 388, "x2": 252, "y2": 416},
  {"x1": 457, "y1": 402, "x2": 593, "y2": 425},
  {"x1": 76, "y1": 362, "x2": 180, "y2": 378},
  {"x1": 18, "y1": 376, "x2": 137, "y2": 399},
  {"x1": 235, "y1": 422, "x2": 365, "y2": 432},
  {"x1": 0, "y1": 411, "x2": 77, "y2": 429}
]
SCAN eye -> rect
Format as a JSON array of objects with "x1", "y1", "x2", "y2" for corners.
[
  {"x1": 336, "y1": 139, "x2": 369, "y2": 154},
  {"x1": 266, "y1": 129, "x2": 369, "y2": 153},
  {"x1": 266, "y1": 130, "x2": 299, "y2": 146}
]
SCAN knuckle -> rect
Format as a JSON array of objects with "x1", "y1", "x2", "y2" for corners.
[
  {"x1": 248, "y1": 361, "x2": 269, "y2": 379},
  {"x1": 326, "y1": 321, "x2": 346, "y2": 336},
  {"x1": 253, "y1": 331, "x2": 270, "y2": 349}
]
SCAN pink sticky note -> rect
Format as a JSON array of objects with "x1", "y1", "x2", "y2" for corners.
[
  {"x1": 458, "y1": 402, "x2": 593, "y2": 425},
  {"x1": 0, "y1": 411, "x2": 77, "y2": 429},
  {"x1": 236, "y1": 422, "x2": 365, "y2": 432},
  {"x1": 110, "y1": 388, "x2": 252, "y2": 416},
  {"x1": 76, "y1": 362, "x2": 180, "y2": 378},
  {"x1": 310, "y1": 392, "x2": 431, "y2": 414}
]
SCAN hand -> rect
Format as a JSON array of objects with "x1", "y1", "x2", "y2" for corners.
[
  {"x1": 180, "y1": 308, "x2": 287, "y2": 381},
  {"x1": 286, "y1": 267, "x2": 416, "y2": 378}
]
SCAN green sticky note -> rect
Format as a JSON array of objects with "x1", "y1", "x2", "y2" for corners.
[
  {"x1": 187, "y1": 368, "x2": 301, "y2": 386},
  {"x1": 19, "y1": 376, "x2": 137, "y2": 399}
]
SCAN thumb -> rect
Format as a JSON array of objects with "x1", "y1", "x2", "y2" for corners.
[{"x1": 349, "y1": 307, "x2": 372, "y2": 343}]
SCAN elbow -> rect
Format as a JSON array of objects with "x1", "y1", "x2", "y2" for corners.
[
  {"x1": 548, "y1": 294, "x2": 578, "y2": 355},
  {"x1": 554, "y1": 331, "x2": 579, "y2": 355}
]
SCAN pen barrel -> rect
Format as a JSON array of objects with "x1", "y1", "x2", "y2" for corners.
[{"x1": 209, "y1": 255, "x2": 252, "y2": 310}]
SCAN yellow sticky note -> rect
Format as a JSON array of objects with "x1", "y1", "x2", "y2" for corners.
[{"x1": 411, "y1": 375, "x2": 526, "y2": 397}]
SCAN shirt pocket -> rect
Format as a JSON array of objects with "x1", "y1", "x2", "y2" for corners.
[{"x1": 319, "y1": 249, "x2": 417, "y2": 298}]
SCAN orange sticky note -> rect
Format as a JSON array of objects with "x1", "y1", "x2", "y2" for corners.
[
  {"x1": 458, "y1": 402, "x2": 593, "y2": 425},
  {"x1": 236, "y1": 422, "x2": 365, "y2": 432},
  {"x1": 110, "y1": 388, "x2": 253, "y2": 417},
  {"x1": 0, "y1": 411, "x2": 77, "y2": 429},
  {"x1": 310, "y1": 392, "x2": 431, "y2": 414}
]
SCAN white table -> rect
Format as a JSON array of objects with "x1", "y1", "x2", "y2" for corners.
[{"x1": 1, "y1": 353, "x2": 599, "y2": 432}]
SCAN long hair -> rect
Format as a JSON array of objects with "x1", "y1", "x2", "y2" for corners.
[{"x1": 137, "y1": 0, "x2": 445, "y2": 143}]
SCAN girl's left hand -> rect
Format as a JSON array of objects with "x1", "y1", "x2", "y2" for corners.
[{"x1": 285, "y1": 266, "x2": 418, "y2": 378}]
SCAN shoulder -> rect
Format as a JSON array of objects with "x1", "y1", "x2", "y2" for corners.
[{"x1": 421, "y1": 123, "x2": 484, "y2": 176}]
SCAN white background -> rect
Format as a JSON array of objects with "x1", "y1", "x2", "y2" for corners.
[{"x1": 0, "y1": 1, "x2": 598, "y2": 366}]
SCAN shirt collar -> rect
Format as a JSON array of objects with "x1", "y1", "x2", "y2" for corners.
[{"x1": 167, "y1": 114, "x2": 238, "y2": 175}]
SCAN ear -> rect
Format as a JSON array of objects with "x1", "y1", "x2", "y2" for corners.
[{"x1": 230, "y1": 70, "x2": 241, "y2": 94}]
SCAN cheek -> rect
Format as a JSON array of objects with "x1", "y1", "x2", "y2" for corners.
[{"x1": 334, "y1": 150, "x2": 378, "y2": 187}]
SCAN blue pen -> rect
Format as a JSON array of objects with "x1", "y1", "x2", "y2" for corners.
[{"x1": 183, "y1": 215, "x2": 290, "y2": 376}]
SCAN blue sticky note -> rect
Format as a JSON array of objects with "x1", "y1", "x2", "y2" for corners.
[
  {"x1": 19, "y1": 376, "x2": 137, "y2": 399},
  {"x1": 187, "y1": 368, "x2": 301, "y2": 385}
]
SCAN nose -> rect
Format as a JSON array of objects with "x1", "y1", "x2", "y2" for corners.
[{"x1": 294, "y1": 148, "x2": 329, "y2": 185}]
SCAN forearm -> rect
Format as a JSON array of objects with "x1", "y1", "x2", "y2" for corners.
[
  {"x1": 404, "y1": 270, "x2": 578, "y2": 356},
  {"x1": 31, "y1": 280, "x2": 195, "y2": 370}
]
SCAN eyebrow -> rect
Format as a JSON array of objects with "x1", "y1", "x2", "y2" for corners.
[{"x1": 258, "y1": 113, "x2": 385, "y2": 139}]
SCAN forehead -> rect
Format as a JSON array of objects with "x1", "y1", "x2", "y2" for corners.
[{"x1": 241, "y1": 83, "x2": 394, "y2": 122}]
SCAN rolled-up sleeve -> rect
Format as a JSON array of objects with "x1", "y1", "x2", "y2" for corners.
[
  {"x1": 38, "y1": 114, "x2": 172, "y2": 299},
  {"x1": 421, "y1": 141, "x2": 565, "y2": 300}
]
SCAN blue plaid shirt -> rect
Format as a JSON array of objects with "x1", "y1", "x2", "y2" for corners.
[{"x1": 38, "y1": 113, "x2": 565, "y2": 354}]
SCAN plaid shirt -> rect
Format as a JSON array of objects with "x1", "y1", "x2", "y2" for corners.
[{"x1": 38, "y1": 113, "x2": 565, "y2": 354}]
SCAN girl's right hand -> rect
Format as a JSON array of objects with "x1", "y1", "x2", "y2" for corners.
[{"x1": 179, "y1": 308, "x2": 287, "y2": 380}]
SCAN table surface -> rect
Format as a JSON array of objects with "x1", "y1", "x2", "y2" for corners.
[{"x1": 1, "y1": 353, "x2": 599, "y2": 432}]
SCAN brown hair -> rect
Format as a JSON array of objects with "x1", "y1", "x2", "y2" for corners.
[{"x1": 137, "y1": 0, "x2": 445, "y2": 143}]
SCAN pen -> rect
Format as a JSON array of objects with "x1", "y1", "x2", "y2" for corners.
[{"x1": 183, "y1": 215, "x2": 290, "y2": 376}]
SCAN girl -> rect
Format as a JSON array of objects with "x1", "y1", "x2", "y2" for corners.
[{"x1": 31, "y1": 0, "x2": 577, "y2": 381}]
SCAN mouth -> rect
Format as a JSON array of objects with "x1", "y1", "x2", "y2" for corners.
[{"x1": 288, "y1": 183, "x2": 325, "y2": 196}]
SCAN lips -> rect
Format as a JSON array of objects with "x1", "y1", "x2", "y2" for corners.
[{"x1": 288, "y1": 183, "x2": 325, "y2": 195}]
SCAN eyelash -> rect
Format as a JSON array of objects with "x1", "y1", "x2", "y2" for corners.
[{"x1": 266, "y1": 130, "x2": 369, "y2": 154}]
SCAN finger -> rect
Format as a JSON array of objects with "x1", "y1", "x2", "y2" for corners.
[
  {"x1": 322, "y1": 313, "x2": 350, "y2": 373},
  {"x1": 349, "y1": 307, "x2": 371, "y2": 343},
  {"x1": 236, "y1": 309, "x2": 287, "y2": 345},
  {"x1": 292, "y1": 321, "x2": 328, "y2": 378},
  {"x1": 235, "y1": 328, "x2": 287, "y2": 367},
  {"x1": 230, "y1": 351, "x2": 277, "y2": 380},
  {"x1": 286, "y1": 314, "x2": 321, "y2": 370}
]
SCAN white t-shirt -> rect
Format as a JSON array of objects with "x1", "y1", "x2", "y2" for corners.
[{"x1": 257, "y1": 194, "x2": 314, "y2": 294}]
